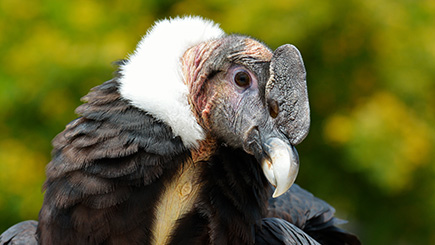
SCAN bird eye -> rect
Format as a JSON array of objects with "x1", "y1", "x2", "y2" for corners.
[{"x1": 234, "y1": 70, "x2": 251, "y2": 88}]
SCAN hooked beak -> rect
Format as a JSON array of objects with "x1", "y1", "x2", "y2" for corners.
[
  {"x1": 261, "y1": 138, "x2": 299, "y2": 198},
  {"x1": 257, "y1": 44, "x2": 308, "y2": 198}
]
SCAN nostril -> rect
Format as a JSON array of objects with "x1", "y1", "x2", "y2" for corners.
[{"x1": 268, "y1": 99, "x2": 279, "y2": 118}]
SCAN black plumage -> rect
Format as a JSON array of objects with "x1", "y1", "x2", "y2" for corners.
[{"x1": 0, "y1": 17, "x2": 360, "y2": 245}]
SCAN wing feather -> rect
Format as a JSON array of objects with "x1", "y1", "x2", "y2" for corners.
[
  {"x1": 255, "y1": 218, "x2": 320, "y2": 245},
  {"x1": 36, "y1": 78, "x2": 190, "y2": 244},
  {"x1": 267, "y1": 184, "x2": 361, "y2": 245},
  {"x1": 0, "y1": 221, "x2": 38, "y2": 245}
]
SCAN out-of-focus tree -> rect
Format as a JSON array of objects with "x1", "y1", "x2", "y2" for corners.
[{"x1": 0, "y1": 0, "x2": 433, "y2": 244}]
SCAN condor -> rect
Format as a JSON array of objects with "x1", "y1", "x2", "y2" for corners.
[{"x1": 0, "y1": 16, "x2": 359, "y2": 245}]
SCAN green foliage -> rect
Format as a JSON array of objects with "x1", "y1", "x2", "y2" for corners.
[{"x1": 0, "y1": 0, "x2": 434, "y2": 244}]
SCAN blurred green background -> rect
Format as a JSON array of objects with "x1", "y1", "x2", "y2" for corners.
[{"x1": 0, "y1": 0, "x2": 434, "y2": 244}]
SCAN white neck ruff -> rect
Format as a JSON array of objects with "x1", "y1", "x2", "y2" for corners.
[{"x1": 118, "y1": 16, "x2": 225, "y2": 148}]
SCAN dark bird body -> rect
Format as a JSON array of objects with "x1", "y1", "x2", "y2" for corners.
[{"x1": 0, "y1": 17, "x2": 359, "y2": 245}]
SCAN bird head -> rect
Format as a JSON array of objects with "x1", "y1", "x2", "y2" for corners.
[{"x1": 119, "y1": 16, "x2": 310, "y2": 198}]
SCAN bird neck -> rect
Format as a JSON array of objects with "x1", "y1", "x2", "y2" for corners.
[
  {"x1": 167, "y1": 145, "x2": 271, "y2": 244},
  {"x1": 199, "y1": 146, "x2": 271, "y2": 244},
  {"x1": 191, "y1": 136, "x2": 218, "y2": 162}
]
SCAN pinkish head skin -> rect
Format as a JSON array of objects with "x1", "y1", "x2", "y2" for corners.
[{"x1": 181, "y1": 35, "x2": 309, "y2": 197}]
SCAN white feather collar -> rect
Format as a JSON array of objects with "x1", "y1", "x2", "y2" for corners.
[{"x1": 118, "y1": 16, "x2": 225, "y2": 148}]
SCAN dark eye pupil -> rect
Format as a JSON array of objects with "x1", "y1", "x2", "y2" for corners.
[{"x1": 234, "y1": 71, "x2": 251, "y2": 87}]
